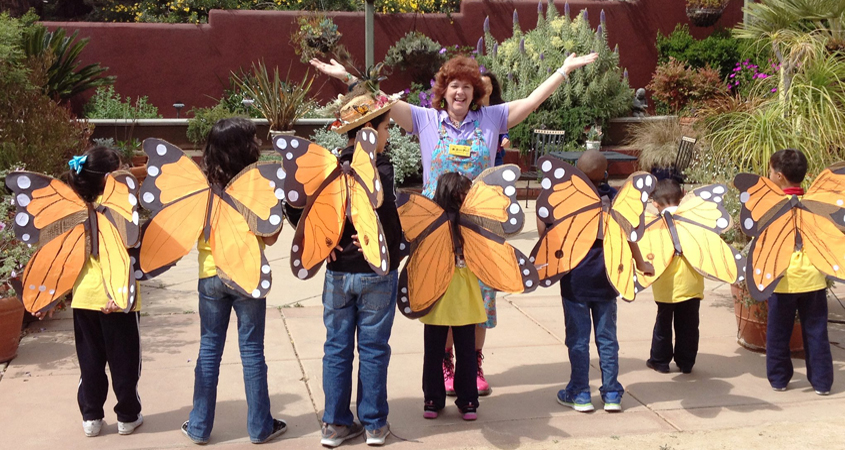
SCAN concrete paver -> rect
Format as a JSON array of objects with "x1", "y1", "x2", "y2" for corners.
[{"x1": 2, "y1": 200, "x2": 844, "y2": 449}]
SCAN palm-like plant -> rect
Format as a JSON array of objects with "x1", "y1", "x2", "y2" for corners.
[
  {"x1": 23, "y1": 26, "x2": 114, "y2": 102},
  {"x1": 232, "y1": 61, "x2": 315, "y2": 133}
]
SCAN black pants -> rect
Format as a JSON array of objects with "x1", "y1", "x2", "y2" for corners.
[
  {"x1": 648, "y1": 298, "x2": 700, "y2": 371},
  {"x1": 73, "y1": 308, "x2": 142, "y2": 422},
  {"x1": 423, "y1": 324, "x2": 477, "y2": 410}
]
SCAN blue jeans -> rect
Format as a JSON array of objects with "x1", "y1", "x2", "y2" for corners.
[
  {"x1": 186, "y1": 276, "x2": 274, "y2": 443},
  {"x1": 322, "y1": 269, "x2": 398, "y2": 432},
  {"x1": 562, "y1": 297, "x2": 624, "y2": 401}
]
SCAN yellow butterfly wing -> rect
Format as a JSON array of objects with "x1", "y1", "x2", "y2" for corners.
[
  {"x1": 96, "y1": 212, "x2": 136, "y2": 311},
  {"x1": 633, "y1": 209, "x2": 675, "y2": 292},
  {"x1": 347, "y1": 128, "x2": 389, "y2": 274},
  {"x1": 208, "y1": 196, "x2": 272, "y2": 298},
  {"x1": 225, "y1": 162, "x2": 286, "y2": 236}
]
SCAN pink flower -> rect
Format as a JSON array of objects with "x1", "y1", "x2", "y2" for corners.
[
  {"x1": 0, "y1": 221, "x2": 5, "y2": 232},
  {"x1": 771, "y1": 88, "x2": 778, "y2": 93}
]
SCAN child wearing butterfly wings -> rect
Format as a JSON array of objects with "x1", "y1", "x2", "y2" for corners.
[
  {"x1": 533, "y1": 151, "x2": 654, "y2": 413},
  {"x1": 6, "y1": 147, "x2": 144, "y2": 437},
  {"x1": 279, "y1": 92, "x2": 402, "y2": 447},
  {"x1": 735, "y1": 149, "x2": 838, "y2": 395}
]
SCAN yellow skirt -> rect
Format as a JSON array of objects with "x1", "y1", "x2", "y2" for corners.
[{"x1": 420, "y1": 267, "x2": 486, "y2": 326}]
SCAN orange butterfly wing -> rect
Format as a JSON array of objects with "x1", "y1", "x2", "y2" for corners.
[
  {"x1": 98, "y1": 171, "x2": 141, "y2": 248},
  {"x1": 462, "y1": 165, "x2": 525, "y2": 235},
  {"x1": 13, "y1": 224, "x2": 87, "y2": 314},
  {"x1": 798, "y1": 208, "x2": 845, "y2": 284},
  {"x1": 604, "y1": 172, "x2": 655, "y2": 301},
  {"x1": 208, "y1": 197, "x2": 273, "y2": 298},
  {"x1": 396, "y1": 193, "x2": 454, "y2": 318},
  {"x1": 530, "y1": 157, "x2": 603, "y2": 287},
  {"x1": 96, "y1": 213, "x2": 136, "y2": 311},
  {"x1": 290, "y1": 174, "x2": 346, "y2": 280},
  {"x1": 461, "y1": 221, "x2": 538, "y2": 293},
  {"x1": 137, "y1": 139, "x2": 211, "y2": 278},
  {"x1": 276, "y1": 135, "x2": 337, "y2": 208},
  {"x1": 224, "y1": 162, "x2": 286, "y2": 236},
  {"x1": 348, "y1": 129, "x2": 389, "y2": 274},
  {"x1": 5, "y1": 172, "x2": 87, "y2": 246},
  {"x1": 633, "y1": 210, "x2": 674, "y2": 292}
]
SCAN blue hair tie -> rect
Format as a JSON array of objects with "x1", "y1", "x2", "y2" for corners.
[{"x1": 68, "y1": 155, "x2": 87, "y2": 174}]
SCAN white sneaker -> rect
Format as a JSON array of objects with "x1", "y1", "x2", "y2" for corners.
[
  {"x1": 83, "y1": 419, "x2": 104, "y2": 437},
  {"x1": 815, "y1": 390, "x2": 831, "y2": 396},
  {"x1": 118, "y1": 414, "x2": 144, "y2": 435}
]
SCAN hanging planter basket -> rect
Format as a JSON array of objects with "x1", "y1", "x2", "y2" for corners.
[{"x1": 686, "y1": 7, "x2": 725, "y2": 27}]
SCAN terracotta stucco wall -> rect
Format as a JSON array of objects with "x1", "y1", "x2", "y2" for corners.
[{"x1": 45, "y1": 0, "x2": 743, "y2": 117}]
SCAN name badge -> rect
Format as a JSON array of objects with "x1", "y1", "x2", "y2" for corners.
[{"x1": 448, "y1": 144, "x2": 472, "y2": 157}]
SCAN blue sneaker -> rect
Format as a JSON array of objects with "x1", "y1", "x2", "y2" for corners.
[
  {"x1": 556, "y1": 390, "x2": 594, "y2": 412},
  {"x1": 602, "y1": 392, "x2": 623, "y2": 412}
]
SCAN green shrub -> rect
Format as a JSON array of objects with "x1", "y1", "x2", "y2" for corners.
[
  {"x1": 84, "y1": 85, "x2": 161, "y2": 119},
  {"x1": 386, "y1": 125, "x2": 422, "y2": 185},
  {"x1": 478, "y1": 1, "x2": 632, "y2": 152},
  {"x1": 186, "y1": 104, "x2": 244, "y2": 147},
  {"x1": 656, "y1": 24, "x2": 742, "y2": 79},
  {"x1": 309, "y1": 127, "x2": 348, "y2": 153}
]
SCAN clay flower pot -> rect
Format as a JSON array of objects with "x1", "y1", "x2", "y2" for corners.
[
  {"x1": 0, "y1": 294, "x2": 25, "y2": 363},
  {"x1": 686, "y1": 6, "x2": 724, "y2": 27},
  {"x1": 129, "y1": 154, "x2": 148, "y2": 184},
  {"x1": 731, "y1": 283, "x2": 803, "y2": 355}
]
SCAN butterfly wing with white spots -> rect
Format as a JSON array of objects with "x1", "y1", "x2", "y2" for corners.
[
  {"x1": 348, "y1": 128, "x2": 389, "y2": 274},
  {"x1": 136, "y1": 139, "x2": 210, "y2": 280},
  {"x1": 275, "y1": 134, "x2": 337, "y2": 208},
  {"x1": 460, "y1": 164, "x2": 524, "y2": 236},
  {"x1": 460, "y1": 218, "x2": 539, "y2": 294},
  {"x1": 98, "y1": 171, "x2": 141, "y2": 248},
  {"x1": 224, "y1": 162, "x2": 286, "y2": 237}
]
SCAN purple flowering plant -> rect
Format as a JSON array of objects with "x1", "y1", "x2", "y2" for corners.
[{"x1": 728, "y1": 59, "x2": 779, "y2": 96}]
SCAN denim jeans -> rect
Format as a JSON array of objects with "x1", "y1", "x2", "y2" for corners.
[
  {"x1": 186, "y1": 276, "x2": 274, "y2": 443},
  {"x1": 322, "y1": 269, "x2": 398, "y2": 432},
  {"x1": 562, "y1": 297, "x2": 624, "y2": 401}
]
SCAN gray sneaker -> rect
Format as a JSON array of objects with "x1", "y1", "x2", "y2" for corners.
[
  {"x1": 321, "y1": 422, "x2": 364, "y2": 448},
  {"x1": 365, "y1": 423, "x2": 390, "y2": 446}
]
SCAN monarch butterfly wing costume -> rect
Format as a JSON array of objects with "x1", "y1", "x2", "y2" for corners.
[
  {"x1": 211, "y1": 162, "x2": 286, "y2": 298},
  {"x1": 529, "y1": 157, "x2": 602, "y2": 288},
  {"x1": 603, "y1": 172, "x2": 655, "y2": 301},
  {"x1": 395, "y1": 192, "x2": 454, "y2": 318},
  {"x1": 346, "y1": 128, "x2": 389, "y2": 275},
  {"x1": 138, "y1": 139, "x2": 284, "y2": 298},
  {"x1": 6, "y1": 171, "x2": 139, "y2": 313},
  {"x1": 277, "y1": 134, "x2": 345, "y2": 280},
  {"x1": 633, "y1": 208, "x2": 674, "y2": 292},
  {"x1": 460, "y1": 165, "x2": 538, "y2": 293},
  {"x1": 137, "y1": 139, "x2": 211, "y2": 280},
  {"x1": 277, "y1": 129, "x2": 388, "y2": 279},
  {"x1": 799, "y1": 163, "x2": 845, "y2": 285}
]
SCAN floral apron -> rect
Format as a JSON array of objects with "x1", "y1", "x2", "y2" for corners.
[{"x1": 422, "y1": 120, "x2": 498, "y2": 328}]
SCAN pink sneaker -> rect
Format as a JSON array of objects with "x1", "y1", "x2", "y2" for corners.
[
  {"x1": 443, "y1": 349, "x2": 456, "y2": 396},
  {"x1": 476, "y1": 350, "x2": 491, "y2": 396}
]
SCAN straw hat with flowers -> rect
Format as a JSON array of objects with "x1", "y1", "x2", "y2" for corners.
[{"x1": 330, "y1": 64, "x2": 400, "y2": 134}]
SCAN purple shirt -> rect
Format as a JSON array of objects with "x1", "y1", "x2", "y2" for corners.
[{"x1": 410, "y1": 104, "x2": 509, "y2": 185}]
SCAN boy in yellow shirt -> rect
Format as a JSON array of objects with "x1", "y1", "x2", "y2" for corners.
[
  {"x1": 765, "y1": 149, "x2": 832, "y2": 394},
  {"x1": 645, "y1": 180, "x2": 703, "y2": 375}
]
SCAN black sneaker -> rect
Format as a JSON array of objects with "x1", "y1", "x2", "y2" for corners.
[
  {"x1": 254, "y1": 419, "x2": 287, "y2": 444},
  {"x1": 458, "y1": 404, "x2": 477, "y2": 421},
  {"x1": 181, "y1": 421, "x2": 208, "y2": 445}
]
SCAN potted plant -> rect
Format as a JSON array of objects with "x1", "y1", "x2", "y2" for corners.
[
  {"x1": 731, "y1": 282, "x2": 804, "y2": 355},
  {"x1": 0, "y1": 170, "x2": 36, "y2": 363},
  {"x1": 584, "y1": 124, "x2": 603, "y2": 151},
  {"x1": 290, "y1": 15, "x2": 348, "y2": 64},
  {"x1": 232, "y1": 62, "x2": 315, "y2": 138},
  {"x1": 627, "y1": 117, "x2": 685, "y2": 177},
  {"x1": 686, "y1": 0, "x2": 728, "y2": 27}
]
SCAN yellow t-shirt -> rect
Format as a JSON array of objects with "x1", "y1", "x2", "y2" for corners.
[
  {"x1": 71, "y1": 196, "x2": 141, "y2": 311},
  {"x1": 72, "y1": 257, "x2": 142, "y2": 311},
  {"x1": 420, "y1": 267, "x2": 487, "y2": 326},
  {"x1": 773, "y1": 250, "x2": 827, "y2": 294},
  {"x1": 198, "y1": 236, "x2": 265, "y2": 279},
  {"x1": 651, "y1": 256, "x2": 704, "y2": 304}
]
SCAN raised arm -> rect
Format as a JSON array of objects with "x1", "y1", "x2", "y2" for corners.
[
  {"x1": 506, "y1": 52, "x2": 598, "y2": 129},
  {"x1": 309, "y1": 58, "x2": 414, "y2": 132}
]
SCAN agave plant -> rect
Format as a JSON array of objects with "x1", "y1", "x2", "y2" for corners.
[
  {"x1": 232, "y1": 61, "x2": 315, "y2": 133},
  {"x1": 23, "y1": 26, "x2": 114, "y2": 102}
]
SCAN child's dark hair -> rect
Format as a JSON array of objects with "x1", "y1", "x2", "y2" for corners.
[
  {"x1": 769, "y1": 148, "x2": 808, "y2": 184},
  {"x1": 434, "y1": 172, "x2": 472, "y2": 212},
  {"x1": 652, "y1": 179, "x2": 683, "y2": 207},
  {"x1": 482, "y1": 72, "x2": 504, "y2": 105},
  {"x1": 203, "y1": 117, "x2": 261, "y2": 187},
  {"x1": 67, "y1": 146, "x2": 122, "y2": 202},
  {"x1": 346, "y1": 109, "x2": 389, "y2": 140}
]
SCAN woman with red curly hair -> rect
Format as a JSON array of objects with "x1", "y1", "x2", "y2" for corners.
[{"x1": 311, "y1": 50, "x2": 596, "y2": 420}]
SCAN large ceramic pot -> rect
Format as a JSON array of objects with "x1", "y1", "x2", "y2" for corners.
[
  {"x1": 129, "y1": 154, "x2": 148, "y2": 184},
  {"x1": 732, "y1": 283, "x2": 804, "y2": 355},
  {"x1": 0, "y1": 295, "x2": 25, "y2": 363}
]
